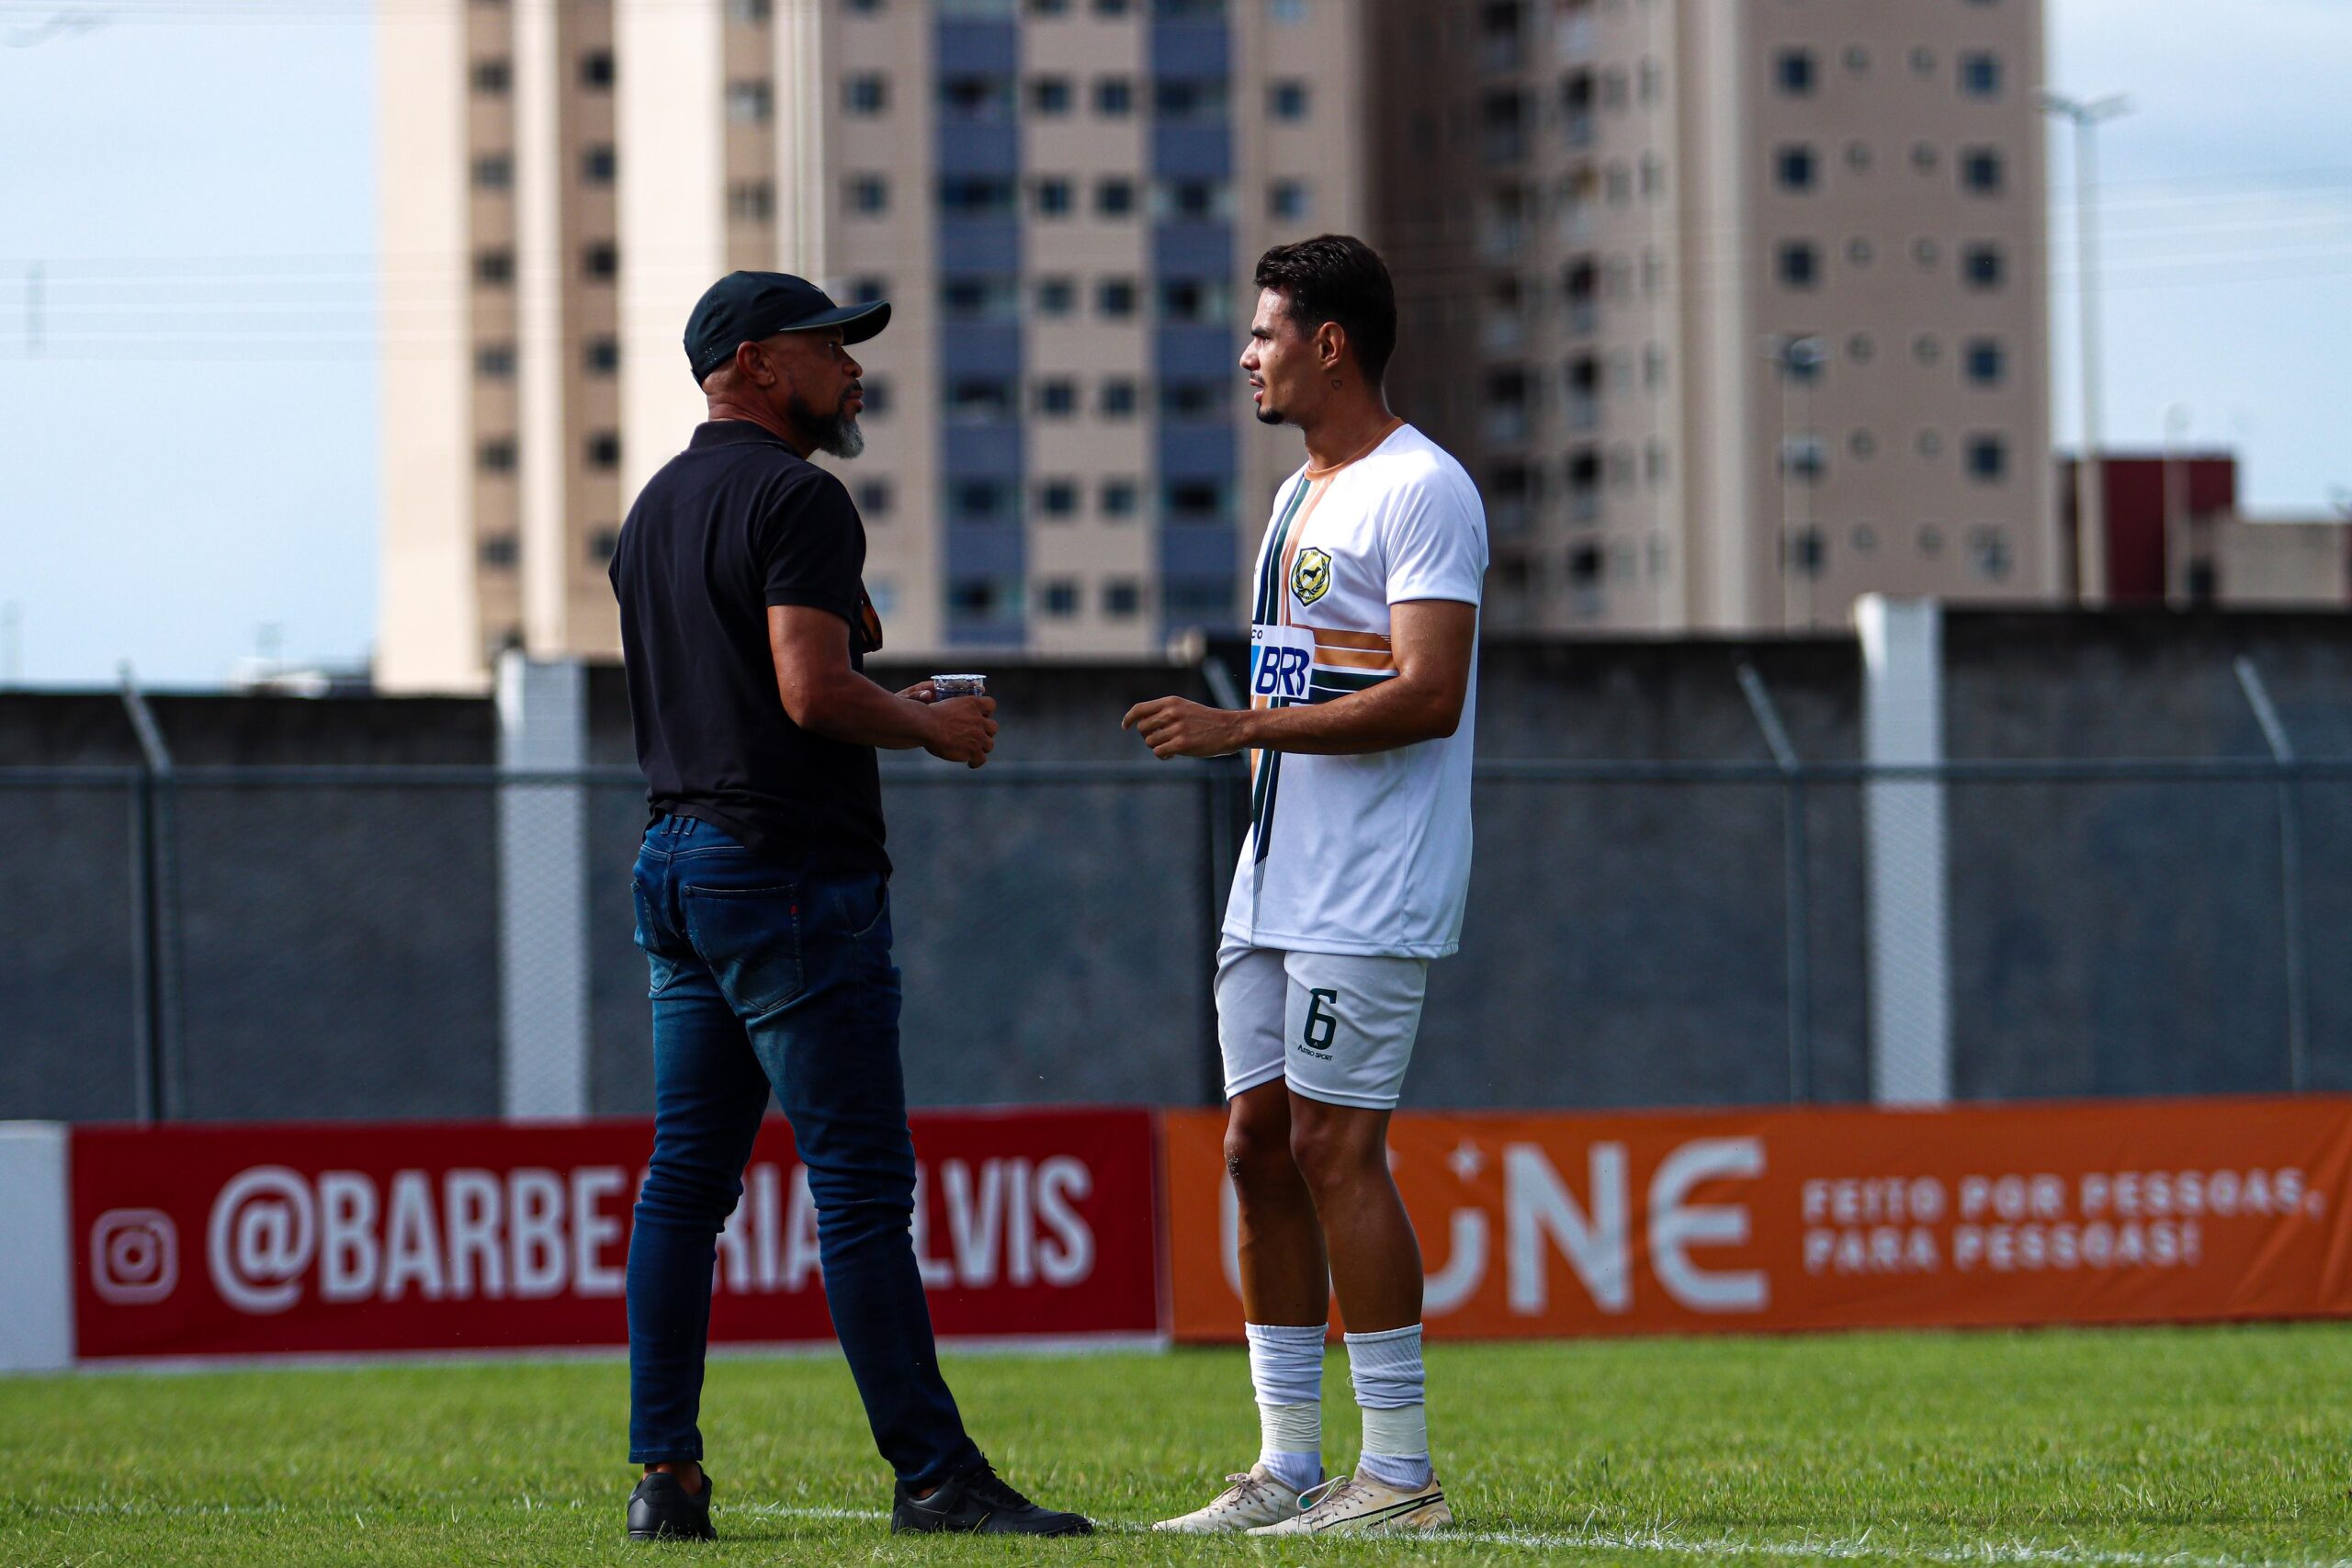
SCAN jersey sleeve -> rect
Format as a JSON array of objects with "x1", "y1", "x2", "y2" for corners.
[
  {"x1": 758, "y1": 471, "x2": 865, "y2": 627},
  {"x1": 1379, "y1": 470, "x2": 1488, "y2": 606}
]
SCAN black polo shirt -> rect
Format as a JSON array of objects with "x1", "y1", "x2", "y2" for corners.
[{"x1": 610, "y1": 420, "x2": 888, "y2": 874}]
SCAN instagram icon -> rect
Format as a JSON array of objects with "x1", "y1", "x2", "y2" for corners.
[{"x1": 89, "y1": 1209, "x2": 179, "y2": 1305}]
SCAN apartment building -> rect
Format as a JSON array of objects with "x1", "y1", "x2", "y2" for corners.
[
  {"x1": 1376, "y1": 0, "x2": 2056, "y2": 634},
  {"x1": 378, "y1": 0, "x2": 1365, "y2": 687},
  {"x1": 377, "y1": 0, "x2": 2053, "y2": 687}
]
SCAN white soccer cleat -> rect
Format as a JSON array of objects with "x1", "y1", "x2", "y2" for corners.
[
  {"x1": 1151, "y1": 1465, "x2": 1307, "y2": 1532},
  {"x1": 1245, "y1": 1472, "x2": 1452, "y2": 1536}
]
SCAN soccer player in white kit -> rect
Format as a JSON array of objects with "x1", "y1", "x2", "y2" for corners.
[{"x1": 1124, "y1": 236, "x2": 1485, "y2": 1536}]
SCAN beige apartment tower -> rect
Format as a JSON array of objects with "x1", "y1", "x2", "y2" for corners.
[
  {"x1": 378, "y1": 0, "x2": 1366, "y2": 687},
  {"x1": 378, "y1": 0, "x2": 2051, "y2": 687},
  {"x1": 1376, "y1": 0, "x2": 2055, "y2": 633}
]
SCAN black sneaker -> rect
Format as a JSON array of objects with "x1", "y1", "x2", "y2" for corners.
[
  {"x1": 890, "y1": 1463, "x2": 1093, "y2": 1536},
  {"x1": 628, "y1": 1470, "x2": 716, "y2": 1542}
]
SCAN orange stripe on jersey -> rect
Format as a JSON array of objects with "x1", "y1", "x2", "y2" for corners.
[
  {"x1": 1313, "y1": 646, "x2": 1397, "y2": 672},
  {"x1": 1312, "y1": 627, "x2": 1392, "y2": 652}
]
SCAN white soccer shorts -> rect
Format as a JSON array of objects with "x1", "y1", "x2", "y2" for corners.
[{"x1": 1216, "y1": 938, "x2": 1430, "y2": 1111}]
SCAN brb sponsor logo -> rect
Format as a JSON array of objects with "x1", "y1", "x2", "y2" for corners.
[{"x1": 1250, "y1": 626, "x2": 1314, "y2": 704}]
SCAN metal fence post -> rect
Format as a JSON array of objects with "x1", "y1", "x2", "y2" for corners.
[
  {"x1": 2233, "y1": 656, "x2": 2310, "y2": 1090},
  {"x1": 119, "y1": 671, "x2": 179, "y2": 1122},
  {"x1": 1736, "y1": 660, "x2": 1813, "y2": 1101}
]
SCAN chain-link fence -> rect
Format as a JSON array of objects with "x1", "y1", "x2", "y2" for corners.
[{"x1": 6, "y1": 756, "x2": 2347, "y2": 1122}]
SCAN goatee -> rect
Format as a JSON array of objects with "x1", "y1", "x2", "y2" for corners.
[{"x1": 813, "y1": 413, "x2": 866, "y2": 458}]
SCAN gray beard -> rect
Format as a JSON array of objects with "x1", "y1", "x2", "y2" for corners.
[{"x1": 813, "y1": 413, "x2": 865, "y2": 458}]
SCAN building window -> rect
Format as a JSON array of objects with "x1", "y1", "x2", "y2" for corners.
[
  {"x1": 588, "y1": 527, "x2": 620, "y2": 564},
  {"x1": 1267, "y1": 179, "x2": 1311, "y2": 222},
  {"x1": 1966, "y1": 434, "x2": 2008, "y2": 482},
  {"x1": 1040, "y1": 580, "x2": 1081, "y2": 618},
  {"x1": 857, "y1": 479, "x2": 892, "y2": 519},
  {"x1": 478, "y1": 437, "x2": 518, "y2": 474},
  {"x1": 1913, "y1": 237, "x2": 1940, "y2": 268},
  {"x1": 474, "y1": 343, "x2": 516, "y2": 379},
  {"x1": 1094, "y1": 176, "x2": 1136, "y2": 217},
  {"x1": 1155, "y1": 76, "x2": 1227, "y2": 120},
  {"x1": 1156, "y1": 177, "x2": 1229, "y2": 222},
  {"x1": 1962, "y1": 243, "x2": 2007, "y2": 290},
  {"x1": 1852, "y1": 523, "x2": 1879, "y2": 553},
  {"x1": 1850, "y1": 430, "x2": 1878, "y2": 459},
  {"x1": 1163, "y1": 479, "x2": 1230, "y2": 525},
  {"x1": 1095, "y1": 0, "x2": 1132, "y2": 13},
  {"x1": 728, "y1": 79, "x2": 774, "y2": 122},
  {"x1": 1918, "y1": 525, "x2": 1945, "y2": 558},
  {"x1": 946, "y1": 378, "x2": 1018, "y2": 422},
  {"x1": 947, "y1": 578, "x2": 1018, "y2": 621},
  {"x1": 474, "y1": 248, "x2": 514, "y2": 286},
  {"x1": 1960, "y1": 147, "x2": 2004, "y2": 194},
  {"x1": 1029, "y1": 0, "x2": 1071, "y2": 14},
  {"x1": 1103, "y1": 580, "x2": 1142, "y2": 618},
  {"x1": 1960, "y1": 52, "x2": 2003, "y2": 99},
  {"x1": 586, "y1": 432, "x2": 621, "y2": 470},
  {"x1": 1965, "y1": 338, "x2": 2006, "y2": 386},
  {"x1": 1776, "y1": 241, "x2": 1819, "y2": 289},
  {"x1": 1163, "y1": 578, "x2": 1235, "y2": 624},
  {"x1": 860, "y1": 378, "x2": 892, "y2": 414},
  {"x1": 1100, "y1": 479, "x2": 1139, "y2": 518},
  {"x1": 1970, "y1": 527, "x2": 2014, "y2": 581},
  {"x1": 1096, "y1": 277, "x2": 1138, "y2": 319},
  {"x1": 1031, "y1": 75, "x2": 1073, "y2": 114},
  {"x1": 1033, "y1": 176, "x2": 1074, "y2": 217},
  {"x1": 847, "y1": 276, "x2": 888, "y2": 305},
  {"x1": 584, "y1": 336, "x2": 619, "y2": 375},
  {"x1": 582, "y1": 144, "x2": 616, "y2": 186},
  {"x1": 1035, "y1": 277, "x2": 1077, "y2": 316},
  {"x1": 950, "y1": 480, "x2": 1017, "y2": 521},
  {"x1": 1158, "y1": 277, "x2": 1228, "y2": 323},
  {"x1": 728, "y1": 181, "x2": 774, "y2": 221},
  {"x1": 1780, "y1": 436, "x2": 1826, "y2": 482},
  {"x1": 1911, "y1": 141, "x2": 1940, "y2": 174},
  {"x1": 1914, "y1": 333, "x2": 1941, "y2": 365},
  {"x1": 1269, "y1": 78, "x2": 1309, "y2": 119},
  {"x1": 1037, "y1": 479, "x2": 1080, "y2": 519},
  {"x1": 940, "y1": 176, "x2": 1017, "y2": 217},
  {"x1": 1909, "y1": 46, "x2": 1937, "y2": 75},
  {"x1": 728, "y1": 0, "x2": 771, "y2": 18},
  {"x1": 847, "y1": 174, "x2": 888, "y2": 215},
  {"x1": 1101, "y1": 378, "x2": 1138, "y2": 417},
  {"x1": 942, "y1": 73, "x2": 1015, "y2": 119},
  {"x1": 580, "y1": 49, "x2": 614, "y2": 88},
  {"x1": 1775, "y1": 48, "x2": 1815, "y2": 96},
  {"x1": 1846, "y1": 141, "x2": 1872, "y2": 173},
  {"x1": 1093, "y1": 76, "x2": 1134, "y2": 116},
  {"x1": 1848, "y1": 333, "x2": 1875, "y2": 364},
  {"x1": 471, "y1": 153, "x2": 513, "y2": 191},
  {"x1": 1917, "y1": 429, "x2": 1945, "y2": 458},
  {"x1": 481, "y1": 535, "x2": 518, "y2": 568},
  {"x1": 1776, "y1": 145, "x2": 1817, "y2": 191},
  {"x1": 1160, "y1": 378, "x2": 1223, "y2": 420},
  {"x1": 470, "y1": 58, "x2": 511, "y2": 95},
  {"x1": 1269, "y1": 0, "x2": 1306, "y2": 20},
  {"x1": 1844, "y1": 44, "x2": 1870, "y2": 74},
  {"x1": 1847, "y1": 237, "x2": 1873, "y2": 267},
  {"x1": 1035, "y1": 378, "x2": 1079, "y2": 417},
  {"x1": 582, "y1": 241, "x2": 618, "y2": 281},
  {"x1": 844, "y1": 73, "x2": 888, "y2": 114}
]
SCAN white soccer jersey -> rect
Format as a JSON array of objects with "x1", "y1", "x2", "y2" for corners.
[{"x1": 1222, "y1": 422, "x2": 1488, "y2": 959}]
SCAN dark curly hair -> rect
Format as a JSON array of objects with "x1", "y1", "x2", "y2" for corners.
[{"x1": 1252, "y1": 234, "x2": 1398, "y2": 387}]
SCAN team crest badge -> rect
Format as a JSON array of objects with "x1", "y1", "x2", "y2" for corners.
[{"x1": 1290, "y1": 547, "x2": 1333, "y2": 606}]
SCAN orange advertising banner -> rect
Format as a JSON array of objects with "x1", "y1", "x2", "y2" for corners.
[{"x1": 1161, "y1": 1097, "x2": 2352, "y2": 1341}]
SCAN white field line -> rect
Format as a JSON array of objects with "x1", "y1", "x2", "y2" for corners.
[
  {"x1": 734, "y1": 1504, "x2": 2352, "y2": 1568},
  {"x1": 28, "y1": 1496, "x2": 2351, "y2": 1568}
]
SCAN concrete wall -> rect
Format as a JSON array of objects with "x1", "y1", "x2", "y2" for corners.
[{"x1": 8, "y1": 613, "x2": 2350, "y2": 1122}]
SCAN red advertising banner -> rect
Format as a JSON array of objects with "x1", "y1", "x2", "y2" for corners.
[
  {"x1": 1162, "y1": 1098, "x2": 2352, "y2": 1341},
  {"x1": 72, "y1": 1109, "x2": 1159, "y2": 1360}
]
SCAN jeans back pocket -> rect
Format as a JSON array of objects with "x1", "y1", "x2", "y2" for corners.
[{"x1": 682, "y1": 883, "x2": 806, "y2": 1019}]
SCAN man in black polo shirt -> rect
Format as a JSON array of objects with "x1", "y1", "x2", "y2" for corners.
[{"x1": 610, "y1": 272, "x2": 1091, "y2": 1542}]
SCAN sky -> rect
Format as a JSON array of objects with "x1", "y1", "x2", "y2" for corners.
[{"x1": 0, "y1": 0, "x2": 2347, "y2": 688}]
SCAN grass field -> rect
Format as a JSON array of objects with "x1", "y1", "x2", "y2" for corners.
[{"x1": 6, "y1": 1326, "x2": 2349, "y2": 1566}]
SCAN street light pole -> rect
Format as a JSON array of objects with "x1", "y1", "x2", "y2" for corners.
[{"x1": 2041, "y1": 91, "x2": 2131, "y2": 606}]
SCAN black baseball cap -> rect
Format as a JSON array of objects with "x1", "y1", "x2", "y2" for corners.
[{"x1": 683, "y1": 271, "x2": 891, "y2": 383}]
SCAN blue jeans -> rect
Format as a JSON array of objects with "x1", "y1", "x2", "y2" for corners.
[{"x1": 625, "y1": 814, "x2": 981, "y2": 1489}]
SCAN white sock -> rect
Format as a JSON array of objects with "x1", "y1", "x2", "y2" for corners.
[
  {"x1": 1245, "y1": 1322, "x2": 1326, "y2": 1494},
  {"x1": 1345, "y1": 1324, "x2": 1433, "y2": 1492}
]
